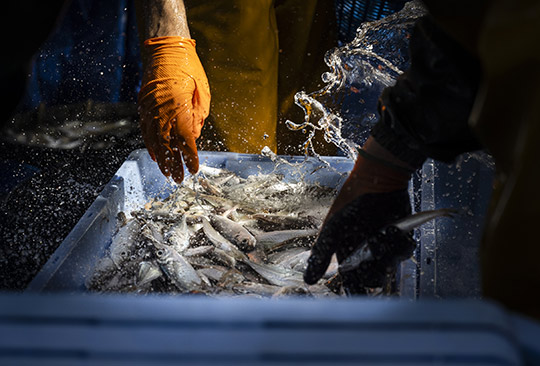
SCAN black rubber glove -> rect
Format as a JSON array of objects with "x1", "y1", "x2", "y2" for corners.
[{"x1": 304, "y1": 190, "x2": 416, "y2": 294}]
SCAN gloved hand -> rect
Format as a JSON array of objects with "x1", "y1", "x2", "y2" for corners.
[
  {"x1": 138, "y1": 36, "x2": 211, "y2": 184},
  {"x1": 305, "y1": 191, "x2": 416, "y2": 294},
  {"x1": 304, "y1": 138, "x2": 417, "y2": 294}
]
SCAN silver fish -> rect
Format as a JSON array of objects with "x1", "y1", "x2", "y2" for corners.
[
  {"x1": 252, "y1": 213, "x2": 318, "y2": 230},
  {"x1": 267, "y1": 247, "x2": 306, "y2": 263},
  {"x1": 197, "y1": 265, "x2": 229, "y2": 282},
  {"x1": 339, "y1": 208, "x2": 457, "y2": 273},
  {"x1": 307, "y1": 283, "x2": 340, "y2": 298},
  {"x1": 255, "y1": 228, "x2": 319, "y2": 251},
  {"x1": 271, "y1": 285, "x2": 310, "y2": 298},
  {"x1": 201, "y1": 217, "x2": 247, "y2": 262},
  {"x1": 276, "y1": 250, "x2": 338, "y2": 278},
  {"x1": 199, "y1": 194, "x2": 238, "y2": 211},
  {"x1": 91, "y1": 256, "x2": 117, "y2": 277},
  {"x1": 211, "y1": 247, "x2": 237, "y2": 268},
  {"x1": 233, "y1": 282, "x2": 281, "y2": 297},
  {"x1": 184, "y1": 245, "x2": 214, "y2": 257},
  {"x1": 153, "y1": 241, "x2": 202, "y2": 291},
  {"x1": 141, "y1": 220, "x2": 164, "y2": 244},
  {"x1": 210, "y1": 214, "x2": 256, "y2": 251},
  {"x1": 89, "y1": 164, "x2": 342, "y2": 297},
  {"x1": 109, "y1": 219, "x2": 141, "y2": 267},
  {"x1": 244, "y1": 259, "x2": 305, "y2": 287},
  {"x1": 137, "y1": 261, "x2": 162, "y2": 286},
  {"x1": 198, "y1": 165, "x2": 228, "y2": 178},
  {"x1": 212, "y1": 172, "x2": 237, "y2": 187},
  {"x1": 199, "y1": 177, "x2": 222, "y2": 196},
  {"x1": 185, "y1": 255, "x2": 216, "y2": 268},
  {"x1": 392, "y1": 208, "x2": 458, "y2": 232},
  {"x1": 197, "y1": 271, "x2": 212, "y2": 287},
  {"x1": 218, "y1": 269, "x2": 246, "y2": 288},
  {"x1": 165, "y1": 215, "x2": 190, "y2": 253},
  {"x1": 278, "y1": 250, "x2": 312, "y2": 272}
]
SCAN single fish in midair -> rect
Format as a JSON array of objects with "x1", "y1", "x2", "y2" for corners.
[{"x1": 339, "y1": 208, "x2": 458, "y2": 273}]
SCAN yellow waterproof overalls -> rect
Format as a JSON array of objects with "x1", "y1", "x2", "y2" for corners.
[{"x1": 184, "y1": 0, "x2": 337, "y2": 155}]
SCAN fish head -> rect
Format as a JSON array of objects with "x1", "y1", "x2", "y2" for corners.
[
  {"x1": 110, "y1": 250, "x2": 130, "y2": 267},
  {"x1": 234, "y1": 233, "x2": 256, "y2": 252},
  {"x1": 137, "y1": 261, "x2": 162, "y2": 285},
  {"x1": 153, "y1": 243, "x2": 172, "y2": 263}
]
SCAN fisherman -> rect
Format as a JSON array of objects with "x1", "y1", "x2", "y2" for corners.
[
  {"x1": 2, "y1": 0, "x2": 336, "y2": 176},
  {"x1": 135, "y1": 0, "x2": 337, "y2": 183},
  {"x1": 305, "y1": 0, "x2": 540, "y2": 321}
]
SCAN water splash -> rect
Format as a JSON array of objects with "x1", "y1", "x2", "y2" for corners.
[{"x1": 287, "y1": 1, "x2": 426, "y2": 160}]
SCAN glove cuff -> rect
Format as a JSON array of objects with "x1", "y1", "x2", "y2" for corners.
[
  {"x1": 349, "y1": 149, "x2": 412, "y2": 194},
  {"x1": 370, "y1": 111, "x2": 428, "y2": 170},
  {"x1": 357, "y1": 148, "x2": 415, "y2": 175},
  {"x1": 325, "y1": 140, "x2": 412, "y2": 219},
  {"x1": 143, "y1": 36, "x2": 196, "y2": 48}
]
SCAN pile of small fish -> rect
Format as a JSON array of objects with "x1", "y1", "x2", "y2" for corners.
[{"x1": 88, "y1": 164, "x2": 342, "y2": 298}]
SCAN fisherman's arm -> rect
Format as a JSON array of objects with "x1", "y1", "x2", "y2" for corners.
[
  {"x1": 372, "y1": 16, "x2": 482, "y2": 167},
  {"x1": 135, "y1": 0, "x2": 191, "y2": 62},
  {"x1": 135, "y1": 0, "x2": 211, "y2": 183},
  {"x1": 305, "y1": 16, "x2": 483, "y2": 293},
  {"x1": 304, "y1": 136, "x2": 416, "y2": 293}
]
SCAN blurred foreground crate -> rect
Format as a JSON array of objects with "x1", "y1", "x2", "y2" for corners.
[{"x1": 1, "y1": 293, "x2": 539, "y2": 365}]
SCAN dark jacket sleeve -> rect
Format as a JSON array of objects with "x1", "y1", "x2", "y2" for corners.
[{"x1": 371, "y1": 15, "x2": 483, "y2": 169}]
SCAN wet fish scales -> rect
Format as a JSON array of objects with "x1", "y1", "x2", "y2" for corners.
[
  {"x1": 252, "y1": 213, "x2": 318, "y2": 231},
  {"x1": 137, "y1": 261, "x2": 162, "y2": 286},
  {"x1": 153, "y1": 242, "x2": 202, "y2": 291},
  {"x1": 255, "y1": 228, "x2": 319, "y2": 251},
  {"x1": 201, "y1": 217, "x2": 247, "y2": 262},
  {"x1": 244, "y1": 260, "x2": 304, "y2": 287},
  {"x1": 109, "y1": 219, "x2": 141, "y2": 267},
  {"x1": 210, "y1": 214, "x2": 256, "y2": 252},
  {"x1": 90, "y1": 164, "x2": 341, "y2": 298}
]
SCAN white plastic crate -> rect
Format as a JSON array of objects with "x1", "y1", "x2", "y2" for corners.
[{"x1": 0, "y1": 293, "x2": 532, "y2": 365}]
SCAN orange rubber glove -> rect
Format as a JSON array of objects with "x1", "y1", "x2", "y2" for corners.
[{"x1": 138, "y1": 36, "x2": 211, "y2": 183}]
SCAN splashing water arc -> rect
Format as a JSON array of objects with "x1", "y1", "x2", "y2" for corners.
[{"x1": 287, "y1": 1, "x2": 426, "y2": 160}]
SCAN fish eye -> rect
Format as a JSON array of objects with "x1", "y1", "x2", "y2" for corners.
[{"x1": 156, "y1": 249, "x2": 164, "y2": 257}]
